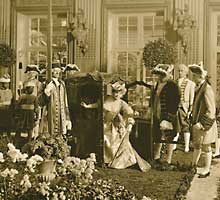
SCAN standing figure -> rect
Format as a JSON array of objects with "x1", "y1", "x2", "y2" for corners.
[
  {"x1": 103, "y1": 81, "x2": 150, "y2": 171},
  {"x1": 213, "y1": 102, "x2": 220, "y2": 158},
  {"x1": 17, "y1": 82, "x2": 39, "y2": 141},
  {"x1": 174, "y1": 64, "x2": 195, "y2": 152},
  {"x1": 151, "y1": 64, "x2": 180, "y2": 167},
  {"x1": 189, "y1": 63, "x2": 217, "y2": 178},
  {"x1": 0, "y1": 75, "x2": 12, "y2": 106},
  {"x1": 38, "y1": 63, "x2": 72, "y2": 136},
  {"x1": 23, "y1": 65, "x2": 41, "y2": 138}
]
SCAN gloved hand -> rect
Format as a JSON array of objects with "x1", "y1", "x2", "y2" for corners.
[
  {"x1": 66, "y1": 120, "x2": 72, "y2": 130},
  {"x1": 44, "y1": 81, "x2": 54, "y2": 96},
  {"x1": 126, "y1": 124, "x2": 133, "y2": 133},
  {"x1": 160, "y1": 120, "x2": 173, "y2": 130}
]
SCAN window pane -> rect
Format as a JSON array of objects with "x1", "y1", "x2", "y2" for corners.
[
  {"x1": 119, "y1": 26, "x2": 127, "y2": 47},
  {"x1": 117, "y1": 52, "x2": 127, "y2": 80},
  {"x1": 144, "y1": 16, "x2": 153, "y2": 38},
  {"x1": 128, "y1": 52, "x2": 138, "y2": 82},
  {"x1": 128, "y1": 26, "x2": 138, "y2": 47},
  {"x1": 119, "y1": 17, "x2": 127, "y2": 26}
]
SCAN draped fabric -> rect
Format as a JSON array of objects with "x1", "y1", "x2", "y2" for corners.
[{"x1": 103, "y1": 96, "x2": 150, "y2": 172}]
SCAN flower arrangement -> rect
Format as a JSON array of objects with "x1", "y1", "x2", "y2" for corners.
[
  {"x1": 0, "y1": 141, "x2": 151, "y2": 200},
  {"x1": 143, "y1": 38, "x2": 177, "y2": 69},
  {"x1": 22, "y1": 133, "x2": 70, "y2": 160},
  {"x1": 0, "y1": 43, "x2": 16, "y2": 67}
]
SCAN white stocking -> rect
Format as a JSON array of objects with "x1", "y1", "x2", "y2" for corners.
[
  {"x1": 184, "y1": 132, "x2": 190, "y2": 152},
  {"x1": 154, "y1": 143, "x2": 162, "y2": 160},
  {"x1": 214, "y1": 138, "x2": 220, "y2": 156},
  {"x1": 202, "y1": 152, "x2": 212, "y2": 174},
  {"x1": 166, "y1": 144, "x2": 175, "y2": 164},
  {"x1": 173, "y1": 133, "x2": 179, "y2": 150}
]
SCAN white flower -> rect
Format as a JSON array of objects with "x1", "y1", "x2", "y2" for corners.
[
  {"x1": 27, "y1": 155, "x2": 44, "y2": 173},
  {"x1": 31, "y1": 155, "x2": 44, "y2": 162},
  {"x1": 59, "y1": 191, "x2": 66, "y2": 200},
  {"x1": 89, "y1": 153, "x2": 96, "y2": 162},
  {"x1": 20, "y1": 174, "x2": 32, "y2": 191},
  {"x1": 0, "y1": 168, "x2": 18, "y2": 178},
  {"x1": 0, "y1": 152, "x2": 4, "y2": 162},
  {"x1": 38, "y1": 182, "x2": 50, "y2": 196},
  {"x1": 72, "y1": 157, "x2": 81, "y2": 165},
  {"x1": 1, "y1": 168, "x2": 10, "y2": 177},
  {"x1": 57, "y1": 159, "x2": 63, "y2": 164},
  {"x1": 7, "y1": 143, "x2": 28, "y2": 162},
  {"x1": 10, "y1": 169, "x2": 18, "y2": 178},
  {"x1": 79, "y1": 159, "x2": 86, "y2": 167},
  {"x1": 142, "y1": 196, "x2": 152, "y2": 200}
]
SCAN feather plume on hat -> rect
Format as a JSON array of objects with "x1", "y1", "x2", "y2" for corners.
[
  {"x1": 151, "y1": 64, "x2": 174, "y2": 76},
  {"x1": 111, "y1": 81, "x2": 127, "y2": 95}
]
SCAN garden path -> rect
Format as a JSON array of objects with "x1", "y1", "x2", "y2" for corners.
[{"x1": 186, "y1": 157, "x2": 220, "y2": 200}]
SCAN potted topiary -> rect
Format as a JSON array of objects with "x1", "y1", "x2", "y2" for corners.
[
  {"x1": 143, "y1": 38, "x2": 177, "y2": 70},
  {"x1": 22, "y1": 132, "x2": 70, "y2": 181}
]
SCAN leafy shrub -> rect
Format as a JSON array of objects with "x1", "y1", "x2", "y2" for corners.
[
  {"x1": 0, "y1": 43, "x2": 16, "y2": 67},
  {"x1": 143, "y1": 38, "x2": 177, "y2": 69}
]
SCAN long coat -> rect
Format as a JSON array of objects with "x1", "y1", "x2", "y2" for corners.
[
  {"x1": 192, "y1": 81, "x2": 217, "y2": 144},
  {"x1": 38, "y1": 78, "x2": 70, "y2": 135},
  {"x1": 152, "y1": 80, "x2": 181, "y2": 142}
]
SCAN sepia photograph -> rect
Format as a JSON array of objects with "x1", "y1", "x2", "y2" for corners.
[{"x1": 0, "y1": 0, "x2": 220, "y2": 199}]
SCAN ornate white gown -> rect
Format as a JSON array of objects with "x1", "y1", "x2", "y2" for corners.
[{"x1": 103, "y1": 96, "x2": 150, "y2": 172}]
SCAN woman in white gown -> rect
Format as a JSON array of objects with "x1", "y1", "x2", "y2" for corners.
[{"x1": 104, "y1": 81, "x2": 150, "y2": 172}]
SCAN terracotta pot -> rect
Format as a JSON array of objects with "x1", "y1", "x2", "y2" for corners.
[{"x1": 39, "y1": 160, "x2": 56, "y2": 182}]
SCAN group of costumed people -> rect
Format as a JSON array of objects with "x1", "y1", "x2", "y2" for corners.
[
  {"x1": 103, "y1": 62, "x2": 217, "y2": 178},
  {"x1": 150, "y1": 62, "x2": 217, "y2": 178},
  {"x1": 1, "y1": 61, "x2": 217, "y2": 177},
  {"x1": 14, "y1": 63, "x2": 80, "y2": 144}
]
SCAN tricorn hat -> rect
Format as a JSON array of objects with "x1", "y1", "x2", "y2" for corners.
[
  {"x1": 151, "y1": 64, "x2": 174, "y2": 76},
  {"x1": 64, "y1": 64, "x2": 80, "y2": 72},
  {"x1": 24, "y1": 65, "x2": 40, "y2": 73},
  {"x1": 188, "y1": 62, "x2": 207, "y2": 78}
]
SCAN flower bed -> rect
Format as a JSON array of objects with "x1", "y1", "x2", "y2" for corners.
[
  {"x1": 0, "y1": 137, "x2": 147, "y2": 200},
  {"x1": 0, "y1": 135, "x2": 194, "y2": 200}
]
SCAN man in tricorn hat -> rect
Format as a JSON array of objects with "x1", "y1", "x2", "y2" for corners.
[
  {"x1": 38, "y1": 62, "x2": 72, "y2": 136},
  {"x1": 189, "y1": 62, "x2": 217, "y2": 178},
  {"x1": 22, "y1": 65, "x2": 41, "y2": 139},
  {"x1": 23, "y1": 65, "x2": 41, "y2": 96},
  {"x1": 151, "y1": 64, "x2": 181, "y2": 169}
]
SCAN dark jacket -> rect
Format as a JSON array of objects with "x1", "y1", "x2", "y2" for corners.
[{"x1": 152, "y1": 80, "x2": 181, "y2": 142}]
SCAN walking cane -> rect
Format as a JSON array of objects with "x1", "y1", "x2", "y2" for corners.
[{"x1": 108, "y1": 124, "x2": 133, "y2": 168}]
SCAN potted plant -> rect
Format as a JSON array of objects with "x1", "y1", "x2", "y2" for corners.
[
  {"x1": 0, "y1": 42, "x2": 16, "y2": 76},
  {"x1": 143, "y1": 38, "x2": 177, "y2": 70},
  {"x1": 22, "y1": 132, "x2": 71, "y2": 180}
]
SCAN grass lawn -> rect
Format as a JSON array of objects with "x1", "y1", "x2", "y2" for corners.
[{"x1": 94, "y1": 144, "x2": 194, "y2": 200}]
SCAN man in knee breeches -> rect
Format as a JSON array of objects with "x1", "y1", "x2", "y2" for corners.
[{"x1": 189, "y1": 62, "x2": 217, "y2": 178}]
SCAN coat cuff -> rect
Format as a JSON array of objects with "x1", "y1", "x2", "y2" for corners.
[
  {"x1": 166, "y1": 112, "x2": 177, "y2": 122},
  {"x1": 200, "y1": 115, "x2": 215, "y2": 131}
]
